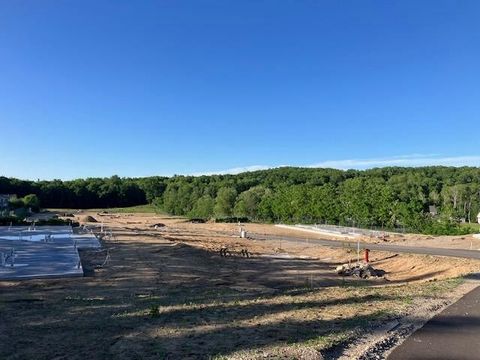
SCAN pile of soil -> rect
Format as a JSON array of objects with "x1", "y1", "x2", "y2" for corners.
[
  {"x1": 149, "y1": 223, "x2": 166, "y2": 228},
  {"x1": 80, "y1": 215, "x2": 98, "y2": 223}
]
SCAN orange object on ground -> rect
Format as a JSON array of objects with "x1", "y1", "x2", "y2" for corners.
[{"x1": 364, "y1": 248, "x2": 370, "y2": 263}]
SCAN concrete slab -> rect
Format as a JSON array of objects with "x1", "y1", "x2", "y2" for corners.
[
  {"x1": 0, "y1": 225, "x2": 73, "y2": 234},
  {"x1": 275, "y1": 224, "x2": 360, "y2": 239},
  {"x1": 71, "y1": 233, "x2": 101, "y2": 249},
  {"x1": 0, "y1": 226, "x2": 101, "y2": 280},
  {"x1": 0, "y1": 240, "x2": 83, "y2": 280}
]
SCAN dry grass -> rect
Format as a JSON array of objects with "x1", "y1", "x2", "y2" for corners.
[{"x1": 0, "y1": 212, "x2": 478, "y2": 359}]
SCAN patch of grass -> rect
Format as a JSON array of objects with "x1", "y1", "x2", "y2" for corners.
[
  {"x1": 402, "y1": 295, "x2": 414, "y2": 305},
  {"x1": 149, "y1": 305, "x2": 161, "y2": 317},
  {"x1": 210, "y1": 355, "x2": 229, "y2": 360},
  {"x1": 306, "y1": 330, "x2": 353, "y2": 349},
  {"x1": 92, "y1": 204, "x2": 162, "y2": 214},
  {"x1": 460, "y1": 222, "x2": 480, "y2": 232},
  {"x1": 422, "y1": 277, "x2": 464, "y2": 296},
  {"x1": 302, "y1": 309, "x2": 393, "y2": 353}
]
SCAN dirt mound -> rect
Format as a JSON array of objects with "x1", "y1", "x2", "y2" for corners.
[
  {"x1": 336, "y1": 263, "x2": 386, "y2": 279},
  {"x1": 80, "y1": 215, "x2": 98, "y2": 223},
  {"x1": 189, "y1": 218, "x2": 206, "y2": 224},
  {"x1": 149, "y1": 223, "x2": 165, "y2": 228}
]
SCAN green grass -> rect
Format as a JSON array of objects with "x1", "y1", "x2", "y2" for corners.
[
  {"x1": 91, "y1": 204, "x2": 162, "y2": 213},
  {"x1": 48, "y1": 204, "x2": 165, "y2": 214},
  {"x1": 460, "y1": 222, "x2": 480, "y2": 232},
  {"x1": 427, "y1": 277, "x2": 464, "y2": 293}
]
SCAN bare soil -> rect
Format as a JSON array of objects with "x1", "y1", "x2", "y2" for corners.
[{"x1": 1, "y1": 212, "x2": 479, "y2": 360}]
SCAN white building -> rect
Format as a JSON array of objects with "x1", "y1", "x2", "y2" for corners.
[{"x1": 477, "y1": 212, "x2": 480, "y2": 224}]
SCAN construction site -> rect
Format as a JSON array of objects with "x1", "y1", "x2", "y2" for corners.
[{"x1": 1, "y1": 210, "x2": 480, "y2": 359}]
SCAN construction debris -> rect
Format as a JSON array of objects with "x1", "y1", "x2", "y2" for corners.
[
  {"x1": 240, "y1": 249, "x2": 250, "y2": 258},
  {"x1": 219, "y1": 247, "x2": 250, "y2": 258},
  {"x1": 335, "y1": 263, "x2": 386, "y2": 279},
  {"x1": 219, "y1": 247, "x2": 232, "y2": 257}
]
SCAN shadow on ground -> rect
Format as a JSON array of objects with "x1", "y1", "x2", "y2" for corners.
[{"x1": 0, "y1": 232, "x2": 452, "y2": 360}]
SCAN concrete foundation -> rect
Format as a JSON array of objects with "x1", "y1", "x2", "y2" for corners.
[{"x1": 0, "y1": 226, "x2": 101, "y2": 280}]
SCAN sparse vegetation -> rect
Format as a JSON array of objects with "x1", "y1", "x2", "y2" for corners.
[
  {"x1": 1, "y1": 212, "x2": 477, "y2": 359},
  {"x1": 149, "y1": 305, "x2": 160, "y2": 317},
  {"x1": 92, "y1": 204, "x2": 160, "y2": 214},
  {"x1": 461, "y1": 222, "x2": 480, "y2": 232}
]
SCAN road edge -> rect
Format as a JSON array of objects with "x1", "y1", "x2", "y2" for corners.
[{"x1": 332, "y1": 275, "x2": 480, "y2": 360}]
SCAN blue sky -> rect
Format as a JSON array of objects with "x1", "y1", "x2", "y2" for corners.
[{"x1": 1, "y1": 1, "x2": 479, "y2": 180}]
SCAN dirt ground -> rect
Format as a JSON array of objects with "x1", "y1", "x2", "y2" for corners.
[
  {"x1": 86, "y1": 212, "x2": 480, "y2": 283},
  {"x1": 267, "y1": 223, "x2": 480, "y2": 251},
  {"x1": 1, "y1": 211, "x2": 480, "y2": 359}
]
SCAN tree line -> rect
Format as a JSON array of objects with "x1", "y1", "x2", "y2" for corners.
[{"x1": 1, "y1": 166, "x2": 480, "y2": 234}]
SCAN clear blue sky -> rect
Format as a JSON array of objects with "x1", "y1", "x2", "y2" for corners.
[{"x1": 1, "y1": 1, "x2": 479, "y2": 180}]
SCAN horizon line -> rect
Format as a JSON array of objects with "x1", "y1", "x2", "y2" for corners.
[{"x1": 3, "y1": 154, "x2": 480, "y2": 181}]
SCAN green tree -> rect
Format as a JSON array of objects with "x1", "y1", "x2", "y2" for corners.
[
  {"x1": 8, "y1": 197, "x2": 24, "y2": 209},
  {"x1": 234, "y1": 186, "x2": 269, "y2": 220},
  {"x1": 22, "y1": 194, "x2": 40, "y2": 211},
  {"x1": 214, "y1": 187, "x2": 237, "y2": 218},
  {"x1": 190, "y1": 195, "x2": 215, "y2": 219}
]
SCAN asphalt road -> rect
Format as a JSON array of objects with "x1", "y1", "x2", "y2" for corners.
[
  {"x1": 251, "y1": 233, "x2": 480, "y2": 260},
  {"x1": 388, "y1": 285, "x2": 480, "y2": 360}
]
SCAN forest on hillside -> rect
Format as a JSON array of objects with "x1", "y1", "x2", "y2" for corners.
[{"x1": 1, "y1": 166, "x2": 480, "y2": 234}]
